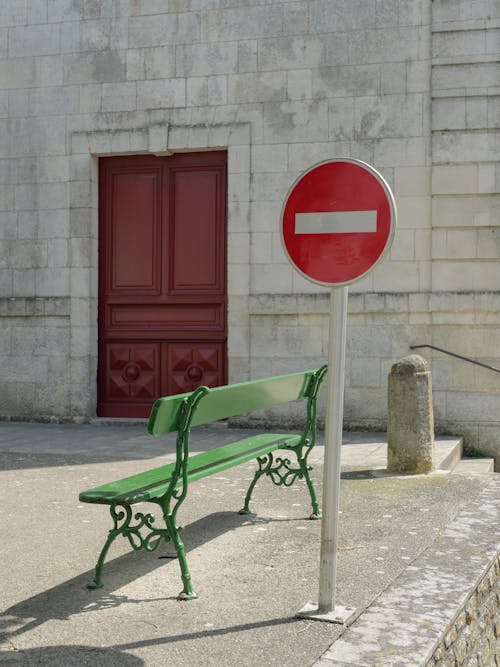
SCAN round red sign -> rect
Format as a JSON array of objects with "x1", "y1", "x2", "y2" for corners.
[{"x1": 280, "y1": 159, "x2": 396, "y2": 287}]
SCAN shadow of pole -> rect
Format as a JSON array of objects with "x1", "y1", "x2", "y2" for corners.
[{"x1": 0, "y1": 644, "x2": 144, "y2": 666}]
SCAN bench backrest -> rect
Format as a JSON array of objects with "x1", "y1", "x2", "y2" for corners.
[{"x1": 147, "y1": 368, "x2": 326, "y2": 436}]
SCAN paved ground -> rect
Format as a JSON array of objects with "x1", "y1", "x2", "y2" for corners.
[{"x1": 0, "y1": 421, "x2": 498, "y2": 666}]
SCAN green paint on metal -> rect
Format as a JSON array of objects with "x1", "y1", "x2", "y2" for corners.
[
  {"x1": 147, "y1": 369, "x2": 315, "y2": 435},
  {"x1": 80, "y1": 366, "x2": 327, "y2": 600}
]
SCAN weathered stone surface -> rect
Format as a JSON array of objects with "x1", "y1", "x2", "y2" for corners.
[{"x1": 387, "y1": 355, "x2": 435, "y2": 474}]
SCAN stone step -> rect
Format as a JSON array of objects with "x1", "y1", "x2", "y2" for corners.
[
  {"x1": 453, "y1": 457, "x2": 495, "y2": 474},
  {"x1": 434, "y1": 436, "x2": 463, "y2": 471}
]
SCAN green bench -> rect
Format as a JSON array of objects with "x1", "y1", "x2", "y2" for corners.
[{"x1": 80, "y1": 366, "x2": 327, "y2": 600}]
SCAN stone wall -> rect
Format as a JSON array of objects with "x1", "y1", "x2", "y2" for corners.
[
  {"x1": 0, "y1": 1, "x2": 499, "y2": 459},
  {"x1": 426, "y1": 554, "x2": 500, "y2": 667}
]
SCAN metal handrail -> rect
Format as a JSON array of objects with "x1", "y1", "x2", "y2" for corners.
[{"x1": 410, "y1": 344, "x2": 500, "y2": 375}]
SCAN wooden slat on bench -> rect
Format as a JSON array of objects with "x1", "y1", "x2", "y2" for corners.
[
  {"x1": 79, "y1": 432, "x2": 301, "y2": 505},
  {"x1": 148, "y1": 370, "x2": 314, "y2": 436}
]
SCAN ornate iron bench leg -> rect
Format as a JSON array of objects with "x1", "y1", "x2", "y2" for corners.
[
  {"x1": 298, "y1": 459, "x2": 321, "y2": 519},
  {"x1": 86, "y1": 505, "x2": 132, "y2": 590},
  {"x1": 165, "y1": 515, "x2": 198, "y2": 600},
  {"x1": 239, "y1": 455, "x2": 269, "y2": 515}
]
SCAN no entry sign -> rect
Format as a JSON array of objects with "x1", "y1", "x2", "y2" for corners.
[
  {"x1": 289, "y1": 159, "x2": 397, "y2": 623},
  {"x1": 281, "y1": 159, "x2": 396, "y2": 287}
]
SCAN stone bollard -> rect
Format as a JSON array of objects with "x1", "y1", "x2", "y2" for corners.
[{"x1": 387, "y1": 354, "x2": 434, "y2": 474}]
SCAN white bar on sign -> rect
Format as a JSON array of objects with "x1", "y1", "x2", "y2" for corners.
[{"x1": 295, "y1": 210, "x2": 377, "y2": 234}]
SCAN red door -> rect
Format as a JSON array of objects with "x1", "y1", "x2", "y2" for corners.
[{"x1": 98, "y1": 152, "x2": 227, "y2": 418}]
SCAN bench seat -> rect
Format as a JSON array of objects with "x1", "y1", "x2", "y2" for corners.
[{"x1": 79, "y1": 432, "x2": 301, "y2": 505}]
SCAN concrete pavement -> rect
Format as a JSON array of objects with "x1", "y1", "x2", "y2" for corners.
[{"x1": 0, "y1": 421, "x2": 498, "y2": 666}]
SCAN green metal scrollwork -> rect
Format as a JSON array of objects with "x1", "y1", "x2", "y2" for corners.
[
  {"x1": 240, "y1": 365, "x2": 327, "y2": 520},
  {"x1": 258, "y1": 453, "x2": 304, "y2": 487},
  {"x1": 86, "y1": 504, "x2": 170, "y2": 590}
]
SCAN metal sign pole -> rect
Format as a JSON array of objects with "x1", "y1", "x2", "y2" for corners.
[{"x1": 298, "y1": 285, "x2": 356, "y2": 624}]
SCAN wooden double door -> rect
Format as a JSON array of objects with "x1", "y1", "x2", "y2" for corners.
[{"x1": 98, "y1": 152, "x2": 227, "y2": 418}]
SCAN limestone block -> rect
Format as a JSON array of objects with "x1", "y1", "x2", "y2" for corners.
[
  {"x1": 372, "y1": 260, "x2": 420, "y2": 292},
  {"x1": 137, "y1": 79, "x2": 185, "y2": 109},
  {"x1": 432, "y1": 195, "x2": 500, "y2": 229},
  {"x1": 18, "y1": 212, "x2": 38, "y2": 239},
  {"x1": 12, "y1": 269, "x2": 35, "y2": 296},
  {"x1": 329, "y1": 97, "x2": 355, "y2": 140},
  {"x1": 78, "y1": 19, "x2": 111, "y2": 52},
  {"x1": 381, "y1": 62, "x2": 407, "y2": 95},
  {"x1": 126, "y1": 49, "x2": 145, "y2": 80},
  {"x1": 374, "y1": 137, "x2": 426, "y2": 167},
  {"x1": 310, "y1": 0, "x2": 375, "y2": 32},
  {"x1": 227, "y1": 325, "x2": 249, "y2": 357},
  {"x1": 348, "y1": 26, "x2": 420, "y2": 65},
  {"x1": 433, "y1": 29, "x2": 489, "y2": 59},
  {"x1": 228, "y1": 71, "x2": 286, "y2": 105},
  {"x1": 414, "y1": 230, "x2": 431, "y2": 260},
  {"x1": 287, "y1": 69, "x2": 312, "y2": 101},
  {"x1": 0, "y1": 269, "x2": 13, "y2": 296},
  {"x1": 0, "y1": 1, "x2": 27, "y2": 26},
  {"x1": 355, "y1": 93, "x2": 424, "y2": 139},
  {"x1": 387, "y1": 355, "x2": 434, "y2": 473},
  {"x1": 207, "y1": 75, "x2": 227, "y2": 105},
  {"x1": 391, "y1": 229, "x2": 415, "y2": 260},
  {"x1": 250, "y1": 233, "x2": 272, "y2": 265},
  {"x1": 432, "y1": 165, "x2": 478, "y2": 195},
  {"x1": 144, "y1": 46, "x2": 175, "y2": 79},
  {"x1": 445, "y1": 391, "x2": 500, "y2": 423},
  {"x1": 478, "y1": 164, "x2": 496, "y2": 193},
  {"x1": 432, "y1": 261, "x2": 500, "y2": 292},
  {"x1": 396, "y1": 195, "x2": 431, "y2": 229},
  {"x1": 227, "y1": 262, "x2": 249, "y2": 296},
  {"x1": 435, "y1": 130, "x2": 499, "y2": 164},
  {"x1": 102, "y1": 82, "x2": 137, "y2": 112},
  {"x1": 228, "y1": 232, "x2": 250, "y2": 264},
  {"x1": 433, "y1": 62, "x2": 499, "y2": 92},
  {"x1": 250, "y1": 263, "x2": 293, "y2": 294},
  {"x1": 38, "y1": 183, "x2": 68, "y2": 210},
  {"x1": 351, "y1": 357, "x2": 381, "y2": 387},
  {"x1": 466, "y1": 97, "x2": 488, "y2": 130},
  {"x1": 176, "y1": 42, "x2": 238, "y2": 77},
  {"x1": 39, "y1": 209, "x2": 69, "y2": 239},
  {"x1": 207, "y1": 5, "x2": 282, "y2": 41},
  {"x1": 186, "y1": 77, "x2": 208, "y2": 107},
  {"x1": 110, "y1": 17, "x2": 128, "y2": 50},
  {"x1": 284, "y1": 3, "x2": 308, "y2": 35},
  {"x1": 8, "y1": 23, "x2": 60, "y2": 58},
  {"x1": 63, "y1": 52, "x2": 125, "y2": 85},
  {"x1": 288, "y1": 141, "x2": 350, "y2": 172},
  {"x1": 407, "y1": 60, "x2": 430, "y2": 93},
  {"x1": 251, "y1": 171, "x2": 294, "y2": 203},
  {"x1": 35, "y1": 268, "x2": 70, "y2": 296},
  {"x1": 237, "y1": 40, "x2": 257, "y2": 74},
  {"x1": 0, "y1": 58, "x2": 38, "y2": 89},
  {"x1": 432, "y1": 98, "x2": 466, "y2": 131},
  {"x1": 263, "y1": 100, "x2": 328, "y2": 144},
  {"x1": 348, "y1": 325, "x2": 393, "y2": 357},
  {"x1": 129, "y1": 14, "x2": 179, "y2": 48},
  {"x1": 0, "y1": 212, "x2": 16, "y2": 239},
  {"x1": 257, "y1": 36, "x2": 325, "y2": 71},
  {"x1": 251, "y1": 144, "x2": 288, "y2": 173},
  {"x1": 47, "y1": 239, "x2": 68, "y2": 268}
]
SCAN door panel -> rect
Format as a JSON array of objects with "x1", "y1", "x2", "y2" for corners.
[
  {"x1": 98, "y1": 152, "x2": 227, "y2": 418},
  {"x1": 165, "y1": 342, "x2": 225, "y2": 396},
  {"x1": 171, "y1": 170, "x2": 222, "y2": 292},
  {"x1": 111, "y1": 171, "x2": 160, "y2": 292}
]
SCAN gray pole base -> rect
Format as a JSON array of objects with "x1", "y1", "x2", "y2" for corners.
[{"x1": 296, "y1": 601, "x2": 357, "y2": 625}]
